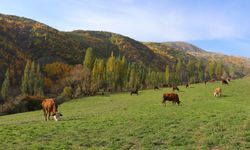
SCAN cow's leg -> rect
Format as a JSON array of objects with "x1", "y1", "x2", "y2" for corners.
[
  {"x1": 48, "y1": 112, "x2": 51, "y2": 120},
  {"x1": 43, "y1": 109, "x2": 47, "y2": 121}
]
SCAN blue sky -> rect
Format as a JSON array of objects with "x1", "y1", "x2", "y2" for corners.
[{"x1": 1, "y1": 0, "x2": 250, "y2": 57}]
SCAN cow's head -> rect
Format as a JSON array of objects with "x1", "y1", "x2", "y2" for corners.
[{"x1": 52, "y1": 112, "x2": 63, "y2": 121}]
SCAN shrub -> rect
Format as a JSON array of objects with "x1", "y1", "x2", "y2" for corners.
[{"x1": 61, "y1": 86, "x2": 74, "y2": 99}]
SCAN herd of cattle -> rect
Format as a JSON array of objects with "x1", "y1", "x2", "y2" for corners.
[
  {"x1": 160, "y1": 78, "x2": 230, "y2": 106},
  {"x1": 41, "y1": 77, "x2": 231, "y2": 121}
]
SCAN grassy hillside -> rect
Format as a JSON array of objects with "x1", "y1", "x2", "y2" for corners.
[{"x1": 0, "y1": 78, "x2": 249, "y2": 149}]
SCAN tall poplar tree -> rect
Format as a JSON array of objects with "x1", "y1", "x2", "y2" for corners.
[
  {"x1": 34, "y1": 64, "x2": 44, "y2": 96},
  {"x1": 21, "y1": 61, "x2": 30, "y2": 95},
  {"x1": 83, "y1": 47, "x2": 95, "y2": 92},
  {"x1": 83, "y1": 47, "x2": 94, "y2": 70},
  {"x1": 28, "y1": 61, "x2": 36, "y2": 95},
  {"x1": 209, "y1": 61, "x2": 216, "y2": 79},
  {"x1": 165, "y1": 65, "x2": 170, "y2": 84},
  {"x1": 106, "y1": 52, "x2": 116, "y2": 88},
  {"x1": 1, "y1": 69, "x2": 10, "y2": 101},
  {"x1": 215, "y1": 61, "x2": 223, "y2": 79}
]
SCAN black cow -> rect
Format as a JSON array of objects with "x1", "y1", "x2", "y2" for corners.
[
  {"x1": 154, "y1": 86, "x2": 159, "y2": 90},
  {"x1": 130, "y1": 88, "x2": 139, "y2": 95}
]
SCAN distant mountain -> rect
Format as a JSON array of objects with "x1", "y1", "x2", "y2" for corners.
[
  {"x1": 144, "y1": 42, "x2": 250, "y2": 69},
  {"x1": 0, "y1": 13, "x2": 249, "y2": 83}
]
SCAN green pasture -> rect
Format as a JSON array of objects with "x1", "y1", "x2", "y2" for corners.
[{"x1": 0, "y1": 79, "x2": 249, "y2": 149}]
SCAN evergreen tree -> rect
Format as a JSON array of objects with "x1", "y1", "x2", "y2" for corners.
[
  {"x1": 1, "y1": 69, "x2": 10, "y2": 101},
  {"x1": 21, "y1": 61, "x2": 30, "y2": 95}
]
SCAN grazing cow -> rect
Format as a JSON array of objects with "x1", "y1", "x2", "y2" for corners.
[
  {"x1": 186, "y1": 83, "x2": 189, "y2": 88},
  {"x1": 154, "y1": 86, "x2": 159, "y2": 90},
  {"x1": 221, "y1": 79, "x2": 229, "y2": 85},
  {"x1": 42, "y1": 98, "x2": 62, "y2": 121},
  {"x1": 107, "y1": 88, "x2": 112, "y2": 92},
  {"x1": 214, "y1": 87, "x2": 222, "y2": 97},
  {"x1": 162, "y1": 93, "x2": 180, "y2": 106},
  {"x1": 162, "y1": 84, "x2": 168, "y2": 88},
  {"x1": 130, "y1": 88, "x2": 139, "y2": 95},
  {"x1": 172, "y1": 85, "x2": 179, "y2": 92}
]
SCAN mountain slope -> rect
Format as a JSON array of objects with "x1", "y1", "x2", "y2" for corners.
[
  {"x1": 65, "y1": 30, "x2": 169, "y2": 70},
  {"x1": 0, "y1": 13, "x2": 172, "y2": 73},
  {"x1": 0, "y1": 13, "x2": 250, "y2": 83}
]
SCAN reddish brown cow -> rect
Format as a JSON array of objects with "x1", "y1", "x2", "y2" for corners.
[
  {"x1": 42, "y1": 98, "x2": 62, "y2": 121},
  {"x1": 162, "y1": 93, "x2": 180, "y2": 106},
  {"x1": 221, "y1": 79, "x2": 229, "y2": 85}
]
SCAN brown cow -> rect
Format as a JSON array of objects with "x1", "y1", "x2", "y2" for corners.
[
  {"x1": 214, "y1": 87, "x2": 222, "y2": 97},
  {"x1": 221, "y1": 79, "x2": 229, "y2": 85},
  {"x1": 42, "y1": 98, "x2": 62, "y2": 121},
  {"x1": 186, "y1": 83, "x2": 189, "y2": 88},
  {"x1": 162, "y1": 93, "x2": 180, "y2": 106}
]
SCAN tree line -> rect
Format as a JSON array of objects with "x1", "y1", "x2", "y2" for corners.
[{"x1": 0, "y1": 47, "x2": 239, "y2": 103}]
